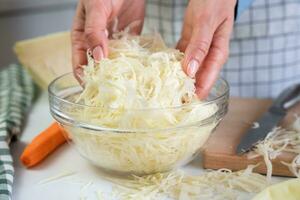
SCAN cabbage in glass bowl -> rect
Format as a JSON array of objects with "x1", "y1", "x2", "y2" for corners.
[{"x1": 48, "y1": 73, "x2": 228, "y2": 175}]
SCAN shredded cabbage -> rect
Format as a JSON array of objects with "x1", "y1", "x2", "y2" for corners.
[
  {"x1": 69, "y1": 124, "x2": 214, "y2": 174},
  {"x1": 282, "y1": 154, "x2": 300, "y2": 178},
  {"x1": 248, "y1": 115, "x2": 300, "y2": 180},
  {"x1": 75, "y1": 33, "x2": 217, "y2": 129},
  {"x1": 79, "y1": 181, "x2": 93, "y2": 200},
  {"x1": 63, "y1": 34, "x2": 220, "y2": 175},
  {"x1": 38, "y1": 170, "x2": 76, "y2": 185},
  {"x1": 102, "y1": 165, "x2": 268, "y2": 200}
]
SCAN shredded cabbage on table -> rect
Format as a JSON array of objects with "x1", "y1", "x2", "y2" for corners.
[
  {"x1": 101, "y1": 165, "x2": 268, "y2": 200},
  {"x1": 249, "y1": 115, "x2": 300, "y2": 181}
]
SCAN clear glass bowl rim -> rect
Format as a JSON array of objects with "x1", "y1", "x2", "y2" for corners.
[{"x1": 48, "y1": 73, "x2": 230, "y2": 111}]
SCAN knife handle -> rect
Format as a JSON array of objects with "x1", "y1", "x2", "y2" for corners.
[{"x1": 272, "y1": 83, "x2": 300, "y2": 110}]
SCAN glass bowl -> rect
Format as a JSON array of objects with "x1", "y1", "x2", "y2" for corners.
[{"x1": 48, "y1": 73, "x2": 229, "y2": 175}]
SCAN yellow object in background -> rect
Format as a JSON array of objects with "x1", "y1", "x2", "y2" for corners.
[
  {"x1": 252, "y1": 178, "x2": 300, "y2": 200},
  {"x1": 14, "y1": 32, "x2": 72, "y2": 89}
]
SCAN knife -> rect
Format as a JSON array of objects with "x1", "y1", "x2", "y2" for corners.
[{"x1": 236, "y1": 83, "x2": 300, "y2": 154}]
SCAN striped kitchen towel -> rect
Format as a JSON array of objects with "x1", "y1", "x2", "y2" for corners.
[{"x1": 0, "y1": 64, "x2": 37, "y2": 200}]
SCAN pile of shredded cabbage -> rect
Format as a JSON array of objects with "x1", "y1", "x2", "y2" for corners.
[
  {"x1": 99, "y1": 165, "x2": 268, "y2": 200},
  {"x1": 79, "y1": 34, "x2": 196, "y2": 109},
  {"x1": 248, "y1": 115, "x2": 300, "y2": 181},
  {"x1": 75, "y1": 33, "x2": 218, "y2": 129},
  {"x1": 65, "y1": 34, "x2": 220, "y2": 174}
]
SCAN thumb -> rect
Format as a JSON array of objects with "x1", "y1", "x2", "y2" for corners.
[
  {"x1": 182, "y1": 22, "x2": 214, "y2": 78},
  {"x1": 84, "y1": 1, "x2": 112, "y2": 61}
]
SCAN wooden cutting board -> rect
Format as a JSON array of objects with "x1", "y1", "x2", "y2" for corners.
[{"x1": 203, "y1": 98, "x2": 300, "y2": 177}]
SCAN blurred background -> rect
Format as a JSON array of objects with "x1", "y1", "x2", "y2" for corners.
[{"x1": 0, "y1": 0, "x2": 77, "y2": 67}]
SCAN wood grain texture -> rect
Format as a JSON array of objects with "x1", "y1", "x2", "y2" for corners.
[{"x1": 203, "y1": 98, "x2": 300, "y2": 177}]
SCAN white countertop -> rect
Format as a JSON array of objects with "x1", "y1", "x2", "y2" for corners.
[
  {"x1": 12, "y1": 92, "x2": 117, "y2": 200},
  {"x1": 11, "y1": 92, "x2": 287, "y2": 200}
]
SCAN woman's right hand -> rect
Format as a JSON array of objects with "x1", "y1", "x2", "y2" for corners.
[{"x1": 71, "y1": 0, "x2": 145, "y2": 82}]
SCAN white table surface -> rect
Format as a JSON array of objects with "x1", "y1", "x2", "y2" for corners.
[{"x1": 11, "y1": 92, "x2": 287, "y2": 200}]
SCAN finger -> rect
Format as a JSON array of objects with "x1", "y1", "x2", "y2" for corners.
[
  {"x1": 72, "y1": 39, "x2": 87, "y2": 85},
  {"x1": 84, "y1": 0, "x2": 123, "y2": 60},
  {"x1": 182, "y1": 21, "x2": 215, "y2": 78},
  {"x1": 176, "y1": 36, "x2": 189, "y2": 54},
  {"x1": 176, "y1": 14, "x2": 193, "y2": 53},
  {"x1": 71, "y1": 0, "x2": 88, "y2": 83},
  {"x1": 114, "y1": 0, "x2": 145, "y2": 35},
  {"x1": 124, "y1": 20, "x2": 144, "y2": 35},
  {"x1": 195, "y1": 18, "x2": 233, "y2": 99}
]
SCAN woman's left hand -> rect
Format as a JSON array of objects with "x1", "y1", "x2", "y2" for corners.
[{"x1": 177, "y1": 0, "x2": 236, "y2": 98}]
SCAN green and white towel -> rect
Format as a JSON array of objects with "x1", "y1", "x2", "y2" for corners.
[{"x1": 0, "y1": 64, "x2": 37, "y2": 200}]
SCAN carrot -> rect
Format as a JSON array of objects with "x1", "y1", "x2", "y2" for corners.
[{"x1": 20, "y1": 122, "x2": 67, "y2": 168}]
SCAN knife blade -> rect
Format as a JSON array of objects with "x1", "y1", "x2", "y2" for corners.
[{"x1": 236, "y1": 84, "x2": 300, "y2": 154}]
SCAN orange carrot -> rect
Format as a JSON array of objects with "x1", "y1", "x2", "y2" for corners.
[{"x1": 20, "y1": 122, "x2": 67, "y2": 168}]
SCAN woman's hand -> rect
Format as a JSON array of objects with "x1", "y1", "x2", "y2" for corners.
[
  {"x1": 71, "y1": 0, "x2": 145, "y2": 81},
  {"x1": 177, "y1": 0, "x2": 236, "y2": 98}
]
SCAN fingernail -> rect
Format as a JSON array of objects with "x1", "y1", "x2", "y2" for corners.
[
  {"x1": 187, "y1": 59, "x2": 199, "y2": 78},
  {"x1": 92, "y1": 46, "x2": 104, "y2": 61},
  {"x1": 105, "y1": 29, "x2": 109, "y2": 37}
]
